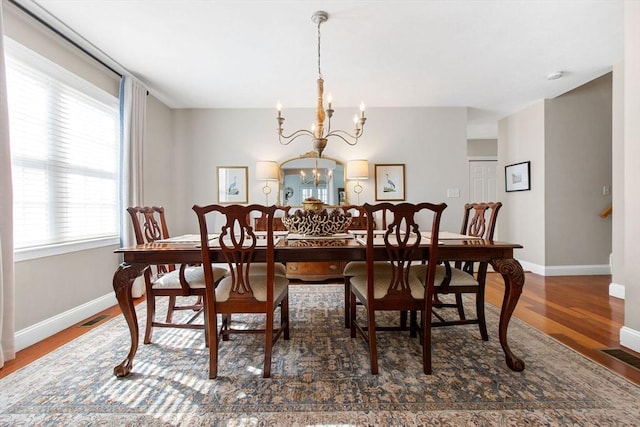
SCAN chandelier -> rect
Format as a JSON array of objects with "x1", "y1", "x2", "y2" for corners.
[
  {"x1": 277, "y1": 10, "x2": 366, "y2": 158},
  {"x1": 300, "y1": 158, "x2": 333, "y2": 187}
]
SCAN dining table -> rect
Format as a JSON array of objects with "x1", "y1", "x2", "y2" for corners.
[{"x1": 111, "y1": 232, "x2": 525, "y2": 378}]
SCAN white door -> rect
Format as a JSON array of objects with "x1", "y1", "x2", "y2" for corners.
[{"x1": 469, "y1": 160, "x2": 497, "y2": 202}]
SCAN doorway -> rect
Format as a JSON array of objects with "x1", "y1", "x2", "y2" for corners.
[{"x1": 469, "y1": 160, "x2": 497, "y2": 202}]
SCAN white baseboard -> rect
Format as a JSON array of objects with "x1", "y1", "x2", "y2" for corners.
[
  {"x1": 516, "y1": 260, "x2": 611, "y2": 276},
  {"x1": 15, "y1": 292, "x2": 118, "y2": 352},
  {"x1": 620, "y1": 326, "x2": 640, "y2": 354},
  {"x1": 609, "y1": 282, "x2": 625, "y2": 299},
  {"x1": 517, "y1": 260, "x2": 546, "y2": 275}
]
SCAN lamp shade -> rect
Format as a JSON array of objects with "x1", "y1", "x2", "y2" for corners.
[
  {"x1": 256, "y1": 161, "x2": 279, "y2": 181},
  {"x1": 347, "y1": 160, "x2": 369, "y2": 180}
]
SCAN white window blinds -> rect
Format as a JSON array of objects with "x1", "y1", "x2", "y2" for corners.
[{"x1": 5, "y1": 39, "x2": 119, "y2": 250}]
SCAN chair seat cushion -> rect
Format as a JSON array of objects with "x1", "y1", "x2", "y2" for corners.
[
  {"x1": 350, "y1": 273, "x2": 425, "y2": 300},
  {"x1": 347, "y1": 262, "x2": 446, "y2": 285},
  {"x1": 228, "y1": 263, "x2": 287, "y2": 277},
  {"x1": 343, "y1": 261, "x2": 392, "y2": 277},
  {"x1": 215, "y1": 275, "x2": 289, "y2": 302},
  {"x1": 153, "y1": 265, "x2": 227, "y2": 289},
  {"x1": 411, "y1": 264, "x2": 478, "y2": 287}
]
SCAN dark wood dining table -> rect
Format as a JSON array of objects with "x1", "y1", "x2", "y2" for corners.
[{"x1": 112, "y1": 235, "x2": 525, "y2": 377}]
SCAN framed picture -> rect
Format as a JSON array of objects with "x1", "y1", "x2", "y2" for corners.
[
  {"x1": 375, "y1": 164, "x2": 406, "y2": 201},
  {"x1": 217, "y1": 166, "x2": 248, "y2": 204},
  {"x1": 505, "y1": 161, "x2": 531, "y2": 192}
]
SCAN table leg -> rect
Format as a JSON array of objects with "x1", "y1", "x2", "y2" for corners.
[
  {"x1": 112, "y1": 262, "x2": 148, "y2": 377},
  {"x1": 490, "y1": 257, "x2": 526, "y2": 372}
]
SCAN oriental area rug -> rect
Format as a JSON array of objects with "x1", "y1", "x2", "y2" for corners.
[{"x1": 0, "y1": 284, "x2": 639, "y2": 426}]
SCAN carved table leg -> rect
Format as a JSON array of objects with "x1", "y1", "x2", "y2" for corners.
[
  {"x1": 490, "y1": 258, "x2": 526, "y2": 372},
  {"x1": 112, "y1": 262, "x2": 148, "y2": 377}
]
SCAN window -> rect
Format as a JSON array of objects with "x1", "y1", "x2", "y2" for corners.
[
  {"x1": 5, "y1": 39, "x2": 120, "y2": 255},
  {"x1": 300, "y1": 185, "x2": 329, "y2": 204}
]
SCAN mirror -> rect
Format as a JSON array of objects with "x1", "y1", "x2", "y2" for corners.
[{"x1": 279, "y1": 151, "x2": 346, "y2": 207}]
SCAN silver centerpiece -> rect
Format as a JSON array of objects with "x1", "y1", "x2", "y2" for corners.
[{"x1": 282, "y1": 208, "x2": 352, "y2": 236}]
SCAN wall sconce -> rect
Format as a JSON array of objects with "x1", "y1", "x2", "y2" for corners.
[
  {"x1": 347, "y1": 159, "x2": 369, "y2": 204},
  {"x1": 256, "y1": 161, "x2": 279, "y2": 205}
]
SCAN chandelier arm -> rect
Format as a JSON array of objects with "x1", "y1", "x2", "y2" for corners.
[
  {"x1": 278, "y1": 129, "x2": 316, "y2": 145},
  {"x1": 325, "y1": 129, "x2": 365, "y2": 146}
]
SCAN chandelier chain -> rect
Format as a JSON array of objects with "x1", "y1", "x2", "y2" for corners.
[{"x1": 317, "y1": 20, "x2": 322, "y2": 79}]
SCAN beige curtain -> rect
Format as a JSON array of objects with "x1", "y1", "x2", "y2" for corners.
[
  {"x1": 0, "y1": 0, "x2": 17, "y2": 367},
  {"x1": 119, "y1": 76, "x2": 147, "y2": 297}
]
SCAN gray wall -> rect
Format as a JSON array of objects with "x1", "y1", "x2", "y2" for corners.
[
  {"x1": 4, "y1": 1, "x2": 121, "y2": 338},
  {"x1": 497, "y1": 74, "x2": 613, "y2": 274},
  {"x1": 143, "y1": 96, "x2": 180, "y2": 231},
  {"x1": 467, "y1": 139, "x2": 497, "y2": 157},
  {"x1": 169, "y1": 107, "x2": 470, "y2": 235},
  {"x1": 544, "y1": 74, "x2": 612, "y2": 267},
  {"x1": 497, "y1": 101, "x2": 547, "y2": 267},
  {"x1": 3, "y1": 1, "x2": 117, "y2": 96}
]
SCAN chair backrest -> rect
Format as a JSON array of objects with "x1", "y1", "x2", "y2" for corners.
[
  {"x1": 127, "y1": 206, "x2": 174, "y2": 274},
  {"x1": 252, "y1": 206, "x2": 289, "y2": 231},
  {"x1": 127, "y1": 206, "x2": 170, "y2": 244},
  {"x1": 193, "y1": 204, "x2": 278, "y2": 303},
  {"x1": 457, "y1": 202, "x2": 502, "y2": 274},
  {"x1": 340, "y1": 204, "x2": 370, "y2": 230},
  {"x1": 363, "y1": 202, "x2": 447, "y2": 301},
  {"x1": 460, "y1": 202, "x2": 502, "y2": 240}
]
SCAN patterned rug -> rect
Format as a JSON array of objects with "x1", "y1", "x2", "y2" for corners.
[{"x1": 1, "y1": 284, "x2": 638, "y2": 426}]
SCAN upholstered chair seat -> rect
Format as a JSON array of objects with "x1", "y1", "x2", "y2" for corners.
[
  {"x1": 411, "y1": 264, "x2": 474, "y2": 287},
  {"x1": 215, "y1": 275, "x2": 289, "y2": 302},
  {"x1": 239, "y1": 263, "x2": 287, "y2": 277},
  {"x1": 350, "y1": 273, "x2": 425, "y2": 300},
  {"x1": 343, "y1": 261, "x2": 391, "y2": 277},
  {"x1": 153, "y1": 265, "x2": 227, "y2": 289}
]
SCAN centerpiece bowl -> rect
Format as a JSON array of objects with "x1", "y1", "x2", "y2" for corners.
[
  {"x1": 302, "y1": 197, "x2": 325, "y2": 212},
  {"x1": 282, "y1": 207, "x2": 353, "y2": 236}
]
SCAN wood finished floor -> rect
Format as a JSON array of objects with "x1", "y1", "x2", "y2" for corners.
[{"x1": 1, "y1": 272, "x2": 639, "y2": 385}]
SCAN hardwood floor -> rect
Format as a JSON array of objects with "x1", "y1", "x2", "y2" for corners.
[
  {"x1": 1, "y1": 272, "x2": 639, "y2": 384},
  {"x1": 0, "y1": 301, "x2": 134, "y2": 379},
  {"x1": 485, "y1": 272, "x2": 640, "y2": 385}
]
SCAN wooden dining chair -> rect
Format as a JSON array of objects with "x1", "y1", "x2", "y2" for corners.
[
  {"x1": 193, "y1": 203, "x2": 290, "y2": 379},
  {"x1": 412, "y1": 202, "x2": 502, "y2": 340},
  {"x1": 349, "y1": 202, "x2": 446, "y2": 375},
  {"x1": 127, "y1": 206, "x2": 227, "y2": 344},
  {"x1": 340, "y1": 204, "x2": 369, "y2": 230},
  {"x1": 343, "y1": 205, "x2": 400, "y2": 328},
  {"x1": 249, "y1": 207, "x2": 289, "y2": 278}
]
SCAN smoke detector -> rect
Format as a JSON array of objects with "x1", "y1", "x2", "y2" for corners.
[{"x1": 546, "y1": 71, "x2": 563, "y2": 80}]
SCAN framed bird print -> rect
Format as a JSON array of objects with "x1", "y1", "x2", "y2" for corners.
[
  {"x1": 217, "y1": 166, "x2": 248, "y2": 204},
  {"x1": 375, "y1": 164, "x2": 405, "y2": 201}
]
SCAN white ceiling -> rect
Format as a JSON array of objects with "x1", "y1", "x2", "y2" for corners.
[{"x1": 20, "y1": 0, "x2": 624, "y2": 138}]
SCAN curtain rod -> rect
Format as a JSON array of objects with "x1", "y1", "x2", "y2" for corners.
[{"x1": 8, "y1": 0, "x2": 122, "y2": 78}]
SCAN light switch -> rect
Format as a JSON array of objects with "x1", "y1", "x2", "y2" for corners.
[
  {"x1": 603, "y1": 185, "x2": 611, "y2": 196},
  {"x1": 447, "y1": 188, "x2": 460, "y2": 198}
]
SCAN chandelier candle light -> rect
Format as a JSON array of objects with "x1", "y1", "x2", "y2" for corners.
[
  {"x1": 300, "y1": 158, "x2": 333, "y2": 187},
  {"x1": 277, "y1": 10, "x2": 367, "y2": 158}
]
